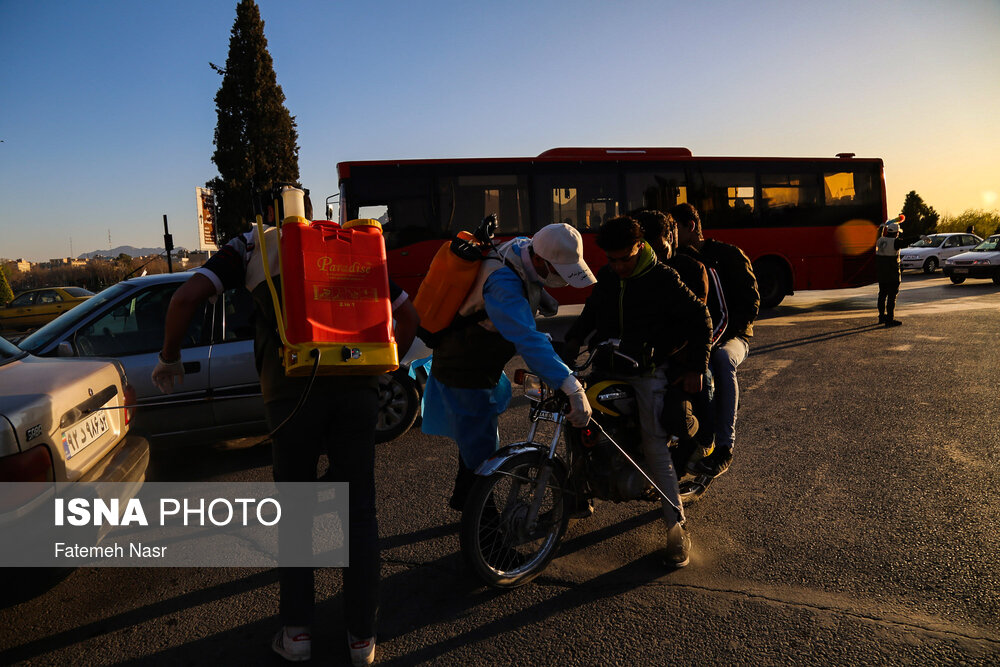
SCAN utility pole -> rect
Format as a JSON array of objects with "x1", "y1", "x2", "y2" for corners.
[{"x1": 163, "y1": 215, "x2": 174, "y2": 273}]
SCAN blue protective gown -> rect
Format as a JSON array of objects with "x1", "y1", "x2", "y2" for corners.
[{"x1": 420, "y1": 266, "x2": 572, "y2": 469}]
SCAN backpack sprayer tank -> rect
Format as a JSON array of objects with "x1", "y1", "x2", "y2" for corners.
[{"x1": 257, "y1": 187, "x2": 399, "y2": 376}]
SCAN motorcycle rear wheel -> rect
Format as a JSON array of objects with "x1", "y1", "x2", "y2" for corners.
[{"x1": 460, "y1": 451, "x2": 570, "y2": 588}]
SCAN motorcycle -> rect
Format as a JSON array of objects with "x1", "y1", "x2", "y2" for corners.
[{"x1": 459, "y1": 340, "x2": 713, "y2": 588}]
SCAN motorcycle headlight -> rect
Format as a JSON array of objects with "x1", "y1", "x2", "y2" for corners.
[{"x1": 519, "y1": 372, "x2": 545, "y2": 401}]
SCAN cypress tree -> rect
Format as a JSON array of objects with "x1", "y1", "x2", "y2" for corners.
[
  {"x1": 900, "y1": 191, "x2": 940, "y2": 238},
  {"x1": 207, "y1": 0, "x2": 300, "y2": 242}
]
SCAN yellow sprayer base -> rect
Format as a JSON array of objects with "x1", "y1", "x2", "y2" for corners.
[{"x1": 282, "y1": 342, "x2": 399, "y2": 376}]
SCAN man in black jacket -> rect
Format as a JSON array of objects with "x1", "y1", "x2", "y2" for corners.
[
  {"x1": 672, "y1": 203, "x2": 759, "y2": 480},
  {"x1": 564, "y1": 216, "x2": 711, "y2": 568}
]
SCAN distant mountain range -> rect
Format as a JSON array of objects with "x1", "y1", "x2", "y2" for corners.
[{"x1": 77, "y1": 245, "x2": 189, "y2": 259}]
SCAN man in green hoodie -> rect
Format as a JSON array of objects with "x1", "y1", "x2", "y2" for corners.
[{"x1": 563, "y1": 215, "x2": 711, "y2": 567}]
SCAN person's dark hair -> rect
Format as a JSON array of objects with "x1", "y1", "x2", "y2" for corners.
[
  {"x1": 632, "y1": 209, "x2": 676, "y2": 243},
  {"x1": 669, "y1": 203, "x2": 702, "y2": 237},
  {"x1": 596, "y1": 216, "x2": 643, "y2": 251}
]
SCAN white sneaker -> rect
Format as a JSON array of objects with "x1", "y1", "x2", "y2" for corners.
[
  {"x1": 347, "y1": 632, "x2": 376, "y2": 666},
  {"x1": 272, "y1": 627, "x2": 311, "y2": 662}
]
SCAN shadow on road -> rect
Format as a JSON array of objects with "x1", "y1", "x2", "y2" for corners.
[
  {"x1": 146, "y1": 437, "x2": 272, "y2": 482},
  {"x1": 370, "y1": 506, "x2": 663, "y2": 665},
  {"x1": 751, "y1": 322, "x2": 884, "y2": 355},
  {"x1": 0, "y1": 570, "x2": 278, "y2": 665},
  {"x1": 378, "y1": 546, "x2": 671, "y2": 666}
]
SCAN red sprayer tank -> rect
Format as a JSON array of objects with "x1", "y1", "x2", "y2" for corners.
[{"x1": 276, "y1": 199, "x2": 398, "y2": 375}]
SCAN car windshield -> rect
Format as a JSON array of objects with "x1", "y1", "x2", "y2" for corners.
[
  {"x1": 19, "y1": 281, "x2": 136, "y2": 353},
  {"x1": 0, "y1": 336, "x2": 27, "y2": 366},
  {"x1": 908, "y1": 235, "x2": 946, "y2": 248},
  {"x1": 972, "y1": 236, "x2": 1000, "y2": 252}
]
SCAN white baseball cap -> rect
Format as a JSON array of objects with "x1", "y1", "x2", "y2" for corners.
[{"x1": 531, "y1": 223, "x2": 597, "y2": 288}]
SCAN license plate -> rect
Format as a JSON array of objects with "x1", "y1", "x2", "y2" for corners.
[
  {"x1": 954, "y1": 268, "x2": 968, "y2": 274},
  {"x1": 62, "y1": 411, "x2": 110, "y2": 459}
]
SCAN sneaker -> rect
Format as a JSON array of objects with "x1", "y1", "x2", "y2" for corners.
[
  {"x1": 687, "y1": 446, "x2": 732, "y2": 478},
  {"x1": 347, "y1": 632, "x2": 376, "y2": 666},
  {"x1": 272, "y1": 627, "x2": 311, "y2": 662},
  {"x1": 884, "y1": 319, "x2": 902, "y2": 328},
  {"x1": 662, "y1": 523, "x2": 691, "y2": 568}
]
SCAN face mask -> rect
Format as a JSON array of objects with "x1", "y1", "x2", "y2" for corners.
[{"x1": 542, "y1": 271, "x2": 568, "y2": 288}]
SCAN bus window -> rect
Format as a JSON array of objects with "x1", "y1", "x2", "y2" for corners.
[
  {"x1": 533, "y1": 172, "x2": 620, "y2": 231},
  {"x1": 625, "y1": 171, "x2": 688, "y2": 213},
  {"x1": 760, "y1": 173, "x2": 822, "y2": 225},
  {"x1": 438, "y1": 174, "x2": 529, "y2": 236},
  {"x1": 692, "y1": 170, "x2": 757, "y2": 229},
  {"x1": 357, "y1": 205, "x2": 389, "y2": 223},
  {"x1": 824, "y1": 170, "x2": 879, "y2": 206},
  {"x1": 761, "y1": 174, "x2": 821, "y2": 209},
  {"x1": 377, "y1": 198, "x2": 441, "y2": 249}
]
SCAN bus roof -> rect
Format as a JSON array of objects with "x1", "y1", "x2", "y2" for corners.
[{"x1": 337, "y1": 148, "x2": 882, "y2": 179}]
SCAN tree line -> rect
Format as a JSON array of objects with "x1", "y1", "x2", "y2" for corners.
[
  {"x1": 1, "y1": 256, "x2": 185, "y2": 304},
  {"x1": 899, "y1": 191, "x2": 1000, "y2": 239}
]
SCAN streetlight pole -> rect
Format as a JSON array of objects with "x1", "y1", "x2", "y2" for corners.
[{"x1": 163, "y1": 215, "x2": 174, "y2": 273}]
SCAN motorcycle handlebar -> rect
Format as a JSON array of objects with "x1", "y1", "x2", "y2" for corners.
[{"x1": 572, "y1": 340, "x2": 640, "y2": 374}]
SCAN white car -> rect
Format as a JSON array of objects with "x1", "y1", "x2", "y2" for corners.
[
  {"x1": 898, "y1": 233, "x2": 982, "y2": 274},
  {"x1": 0, "y1": 336, "x2": 149, "y2": 581},
  {"x1": 943, "y1": 235, "x2": 1000, "y2": 285}
]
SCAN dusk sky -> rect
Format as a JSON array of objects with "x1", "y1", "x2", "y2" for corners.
[{"x1": 2, "y1": 0, "x2": 998, "y2": 262}]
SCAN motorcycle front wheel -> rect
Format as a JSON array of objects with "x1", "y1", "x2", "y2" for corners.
[{"x1": 460, "y1": 451, "x2": 570, "y2": 588}]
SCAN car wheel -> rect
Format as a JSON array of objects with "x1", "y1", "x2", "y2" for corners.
[
  {"x1": 949, "y1": 276, "x2": 966, "y2": 285},
  {"x1": 923, "y1": 257, "x2": 938, "y2": 274},
  {"x1": 993, "y1": 272, "x2": 1000, "y2": 286},
  {"x1": 375, "y1": 367, "x2": 420, "y2": 443}
]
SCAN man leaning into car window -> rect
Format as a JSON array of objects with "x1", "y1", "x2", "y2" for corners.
[{"x1": 151, "y1": 191, "x2": 418, "y2": 666}]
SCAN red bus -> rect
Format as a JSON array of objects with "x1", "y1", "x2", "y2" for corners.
[{"x1": 336, "y1": 147, "x2": 887, "y2": 308}]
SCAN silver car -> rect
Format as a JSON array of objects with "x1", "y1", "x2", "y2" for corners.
[
  {"x1": 0, "y1": 336, "x2": 149, "y2": 485},
  {"x1": 898, "y1": 233, "x2": 982, "y2": 274},
  {"x1": 18, "y1": 273, "x2": 423, "y2": 446}
]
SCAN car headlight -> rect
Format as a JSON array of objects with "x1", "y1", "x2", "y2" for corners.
[{"x1": 971, "y1": 259, "x2": 994, "y2": 266}]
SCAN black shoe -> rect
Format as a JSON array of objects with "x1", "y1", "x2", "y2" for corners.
[
  {"x1": 678, "y1": 474, "x2": 713, "y2": 503},
  {"x1": 662, "y1": 523, "x2": 691, "y2": 568},
  {"x1": 884, "y1": 319, "x2": 902, "y2": 328},
  {"x1": 877, "y1": 314, "x2": 886, "y2": 324},
  {"x1": 568, "y1": 497, "x2": 595, "y2": 519},
  {"x1": 687, "y1": 446, "x2": 732, "y2": 478}
]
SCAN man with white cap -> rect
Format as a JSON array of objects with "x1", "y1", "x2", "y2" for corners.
[
  {"x1": 876, "y1": 215, "x2": 906, "y2": 327},
  {"x1": 420, "y1": 222, "x2": 597, "y2": 511}
]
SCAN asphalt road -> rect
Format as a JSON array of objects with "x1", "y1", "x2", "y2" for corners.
[{"x1": 2, "y1": 273, "x2": 999, "y2": 666}]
